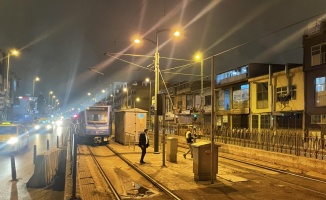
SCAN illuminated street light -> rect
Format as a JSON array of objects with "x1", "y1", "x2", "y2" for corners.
[
  {"x1": 135, "y1": 29, "x2": 180, "y2": 153},
  {"x1": 110, "y1": 94, "x2": 115, "y2": 110},
  {"x1": 102, "y1": 89, "x2": 107, "y2": 102},
  {"x1": 134, "y1": 97, "x2": 140, "y2": 108},
  {"x1": 32, "y1": 77, "x2": 40, "y2": 98},
  {"x1": 123, "y1": 87, "x2": 129, "y2": 108},
  {"x1": 48, "y1": 91, "x2": 53, "y2": 105},
  {"x1": 52, "y1": 95, "x2": 56, "y2": 106},
  {"x1": 55, "y1": 99, "x2": 59, "y2": 109}
]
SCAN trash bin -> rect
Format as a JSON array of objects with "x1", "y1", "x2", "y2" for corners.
[
  {"x1": 166, "y1": 137, "x2": 178, "y2": 162},
  {"x1": 192, "y1": 141, "x2": 220, "y2": 181}
]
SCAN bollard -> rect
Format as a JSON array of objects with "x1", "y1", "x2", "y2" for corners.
[
  {"x1": 62, "y1": 131, "x2": 64, "y2": 146},
  {"x1": 72, "y1": 133, "x2": 77, "y2": 199},
  {"x1": 10, "y1": 154, "x2": 17, "y2": 181},
  {"x1": 47, "y1": 139, "x2": 49, "y2": 150},
  {"x1": 57, "y1": 135, "x2": 59, "y2": 148},
  {"x1": 33, "y1": 145, "x2": 37, "y2": 164}
]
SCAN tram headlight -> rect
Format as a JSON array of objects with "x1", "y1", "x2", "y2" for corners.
[{"x1": 7, "y1": 137, "x2": 18, "y2": 145}]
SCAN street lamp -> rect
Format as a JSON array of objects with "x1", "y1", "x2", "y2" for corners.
[
  {"x1": 102, "y1": 89, "x2": 107, "y2": 102},
  {"x1": 195, "y1": 52, "x2": 204, "y2": 109},
  {"x1": 110, "y1": 94, "x2": 115, "y2": 110},
  {"x1": 134, "y1": 97, "x2": 140, "y2": 108},
  {"x1": 6, "y1": 49, "x2": 19, "y2": 93},
  {"x1": 145, "y1": 78, "x2": 152, "y2": 129},
  {"x1": 123, "y1": 87, "x2": 129, "y2": 108},
  {"x1": 32, "y1": 77, "x2": 40, "y2": 98},
  {"x1": 48, "y1": 91, "x2": 53, "y2": 105},
  {"x1": 134, "y1": 29, "x2": 180, "y2": 153},
  {"x1": 55, "y1": 99, "x2": 59, "y2": 110},
  {"x1": 52, "y1": 95, "x2": 56, "y2": 106},
  {"x1": 4, "y1": 49, "x2": 18, "y2": 120}
]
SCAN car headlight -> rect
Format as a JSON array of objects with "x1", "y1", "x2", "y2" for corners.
[
  {"x1": 35, "y1": 125, "x2": 40, "y2": 130},
  {"x1": 7, "y1": 137, "x2": 18, "y2": 144},
  {"x1": 55, "y1": 120, "x2": 62, "y2": 126},
  {"x1": 46, "y1": 124, "x2": 52, "y2": 129}
]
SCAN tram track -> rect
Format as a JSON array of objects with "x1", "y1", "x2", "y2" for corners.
[
  {"x1": 218, "y1": 154, "x2": 326, "y2": 196},
  {"x1": 74, "y1": 141, "x2": 326, "y2": 200},
  {"x1": 86, "y1": 145, "x2": 121, "y2": 200},
  {"x1": 84, "y1": 144, "x2": 181, "y2": 200}
]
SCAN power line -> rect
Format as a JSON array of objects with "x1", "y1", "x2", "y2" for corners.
[{"x1": 207, "y1": 10, "x2": 326, "y2": 60}]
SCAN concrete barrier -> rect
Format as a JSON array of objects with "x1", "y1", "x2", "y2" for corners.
[{"x1": 27, "y1": 148, "x2": 66, "y2": 188}]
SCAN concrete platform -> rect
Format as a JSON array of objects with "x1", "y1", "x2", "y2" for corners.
[{"x1": 65, "y1": 135, "x2": 326, "y2": 200}]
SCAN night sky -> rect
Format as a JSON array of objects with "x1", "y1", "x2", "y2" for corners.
[{"x1": 0, "y1": 0, "x2": 325, "y2": 111}]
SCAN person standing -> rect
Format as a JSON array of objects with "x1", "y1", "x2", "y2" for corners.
[
  {"x1": 138, "y1": 128, "x2": 149, "y2": 164},
  {"x1": 183, "y1": 127, "x2": 194, "y2": 159}
]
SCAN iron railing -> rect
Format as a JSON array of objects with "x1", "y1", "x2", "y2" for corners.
[{"x1": 158, "y1": 123, "x2": 325, "y2": 160}]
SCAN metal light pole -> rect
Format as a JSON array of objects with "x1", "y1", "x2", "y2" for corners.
[
  {"x1": 201, "y1": 59, "x2": 204, "y2": 108},
  {"x1": 52, "y1": 95, "x2": 56, "y2": 107},
  {"x1": 123, "y1": 87, "x2": 129, "y2": 108},
  {"x1": 55, "y1": 99, "x2": 59, "y2": 111},
  {"x1": 110, "y1": 94, "x2": 115, "y2": 109},
  {"x1": 48, "y1": 91, "x2": 53, "y2": 105},
  {"x1": 5, "y1": 52, "x2": 10, "y2": 121},
  {"x1": 32, "y1": 77, "x2": 40, "y2": 121},
  {"x1": 102, "y1": 89, "x2": 107, "y2": 103},
  {"x1": 32, "y1": 77, "x2": 40, "y2": 99},
  {"x1": 195, "y1": 53, "x2": 204, "y2": 110},
  {"x1": 146, "y1": 78, "x2": 152, "y2": 130},
  {"x1": 5, "y1": 50, "x2": 18, "y2": 120},
  {"x1": 134, "y1": 29, "x2": 180, "y2": 153}
]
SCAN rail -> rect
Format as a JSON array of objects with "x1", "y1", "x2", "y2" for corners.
[
  {"x1": 125, "y1": 132, "x2": 136, "y2": 151},
  {"x1": 153, "y1": 124, "x2": 326, "y2": 160}
]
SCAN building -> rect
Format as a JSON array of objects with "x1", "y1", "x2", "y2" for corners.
[
  {"x1": 249, "y1": 64, "x2": 304, "y2": 132},
  {"x1": 303, "y1": 21, "x2": 326, "y2": 138}
]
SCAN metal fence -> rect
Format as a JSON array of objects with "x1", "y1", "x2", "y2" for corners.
[
  {"x1": 200, "y1": 128, "x2": 326, "y2": 160},
  {"x1": 157, "y1": 123, "x2": 325, "y2": 160}
]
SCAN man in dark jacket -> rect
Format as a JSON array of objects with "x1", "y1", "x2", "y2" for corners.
[{"x1": 138, "y1": 129, "x2": 149, "y2": 164}]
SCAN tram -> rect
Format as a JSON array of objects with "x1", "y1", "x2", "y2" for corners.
[{"x1": 76, "y1": 105, "x2": 112, "y2": 144}]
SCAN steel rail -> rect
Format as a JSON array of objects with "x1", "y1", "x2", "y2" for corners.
[
  {"x1": 106, "y1": 145, "x2": 182, "y2": 200},
  {"x1": 86, "y1": 146, "x2": 121, "y2": 200},
  {"x1": 219, "y1": 155, "x2": 326, "y2": 196}
]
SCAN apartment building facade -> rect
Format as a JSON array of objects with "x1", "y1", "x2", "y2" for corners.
[{"x1": 303, "y1": 21, "x2": 326, "y2": 138}]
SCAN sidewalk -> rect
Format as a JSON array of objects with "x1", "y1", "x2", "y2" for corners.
[
  {"x1": 108, "y1": 139, "x2": 223, "y2": 199},
  {"x1": 66, "y1": 134, "x2": 326, "y2": 200}
]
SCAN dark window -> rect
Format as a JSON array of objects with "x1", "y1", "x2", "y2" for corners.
[
  {"x1": 276, "y1": 85, "x2": 297, "y2": 101},
  {"x1": 276, "y1": 113, "x2": 303, "y2": 129},
  {"x1": 252, "y1": 115, "x2": 258, "y2": 129},
  {"x1": 260, "y1": 115, "x2": 270, "y2": 129},
  {"x1": 257, "y1": 83, "x2": 268, "y2": 109},
  {"x1": 204, "y1": 95, "x2": 211, "y2": 106},
  {"x1": 186, "y1": 95, "x2": 192, "y2": 110},
  {"x1": 232, "y1": 114, "x2": 249, "y2": 129}
]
